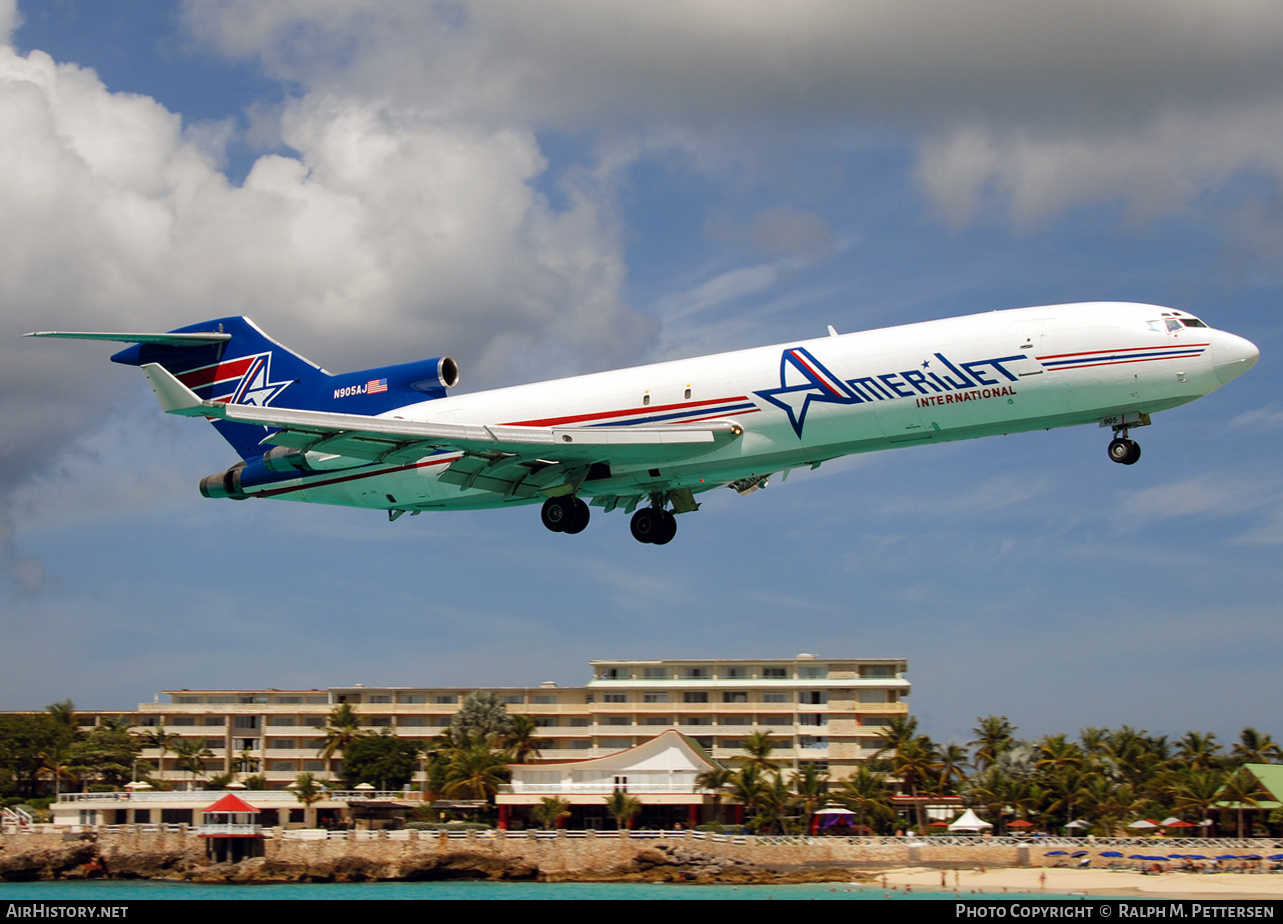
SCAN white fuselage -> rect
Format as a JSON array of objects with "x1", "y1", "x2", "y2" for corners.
[{"x1": 248, "y1": 302, "x2": 1258, "y2": 511}]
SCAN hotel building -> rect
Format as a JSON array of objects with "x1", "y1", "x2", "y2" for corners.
[{"x1": 67, "y1": 654, "x2": 910, "y2": 788}]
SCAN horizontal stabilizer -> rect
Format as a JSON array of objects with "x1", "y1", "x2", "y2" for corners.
[{"x1": 25, "y1": 330, "x2": 230, "y2": 345}]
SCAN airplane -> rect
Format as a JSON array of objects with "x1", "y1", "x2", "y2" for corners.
[{"x1": 27, "y1": 301, "x2": 1258, "y2": 545}]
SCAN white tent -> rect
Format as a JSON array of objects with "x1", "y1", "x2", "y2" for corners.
[{"x1": 948, "y1": 808, "x2": 993, "y2": 832}]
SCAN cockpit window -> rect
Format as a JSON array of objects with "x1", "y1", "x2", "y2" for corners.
[{"x1": 1155, "y1": 317, "x2": 1208, "y2": 332}]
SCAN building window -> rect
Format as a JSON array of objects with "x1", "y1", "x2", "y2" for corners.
[
  {"x1": 604, "y1": 716, "x2": 629, "y2": 726},
  {"x1": 532, "y1": 695, "x2": 558, "y2": 704},
  {"x1": 599, "y1": 668, "x2": 626, "y2": 679},
  {"x1": 799, "y1": 691, "x2": 827, "y2": 705},
  {"x1": 434, "y1": 695, "x2": 457, "y2": 705},
  {"x1": 682, "y1": 692, "x2": 709, "y2": 704},
  {"x1": 369, "y1": 717, "x2": 392, "y2": 726},
  {"x1": 762, "y1": 667, "x2": 788, "y2": 679},
  {"x1": 603, "y1": 693, "x2": 628, "y2": 703},
  {"x1": 400, "y1": 717, "x2": 427, "y2": 727},
  {"x1": 233, "y1": 716, "x2": 258, "y2": 729},
  {"x1": 643, "y1": 717, "x2": 671, "y2": 726},
  {"x1": 798, "y1": 666, "x2": 828, "y2": 679},
  {"x1": 761, "y1": 692, "x2": 787, "y2": 703},
  {"x1": 722, "y1": 692, "x2": 747, "y2": 703},
  {"x1": 269, "y1": 739, "x2": 296, "y2": 749},
  {"x1": 203, "y1": 717, "x2": 225, "y2": 726},
  {"x1": 304, "y1": 717, "x2": 325, "y2": 726},
  {"x1": 682, "y1": 667, "x2": 709, "y2": 679},
  {"x1": 862, "y1": 665, "x2": 894, "y2": 678},
  {"x1": 275, "y1": 696, "x2": 302, "y2": 704},
  {"x1": 234, "y1": 738, "x2": 259, "y2": 750},
  {"x1": 799, "y1": 713, "x2": 827, "y2": 726},
  {"x1": 268, "y1": 717, "x2": 297, "y2": 726},
  {"x1": 642, "y1": 668, "x2": 668, "y2": 679},
  {"x1": 501, "y1": 695, "x2": 524, "y2": 705},
  {"x1": 643, "y1": 692, "x2": 668, "y2": 703},
  {"x1": 570, "y1": 740, "x2": 592, "y2": 749},
  {"x1": 172, "y1": 717, "x2": 196, "y2": 726},
  {"x1": 722, "y1": 667, "x2": 747, "y2": 679},
  {"x1": 399, "y1": 695, "x2": 426, "y2": 704},
  {"x1": 720, "y1": 716, "x2": 751, "y2": 726},
  {"x1": 569, "y1": 718, "x2": 591, "y2": 727},
  {"x1": 535, "y1": 718, "x2": 558, "y2": 727},
  {"x1": 858, "y1": 690, "x2": 888, "y2": 704}
]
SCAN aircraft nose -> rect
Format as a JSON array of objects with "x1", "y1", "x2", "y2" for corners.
[{"x1": 1212, "y1": 330, "x2": 1260, "y2": 386}]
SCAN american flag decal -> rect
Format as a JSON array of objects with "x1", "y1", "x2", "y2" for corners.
[{"x1": 367, "y1": 378, "x2": 388, "y2": 394}]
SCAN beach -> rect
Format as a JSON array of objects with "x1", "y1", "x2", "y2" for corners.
[{"x1": 879, "y1": 865, "x2": 1283, "y2": 900}]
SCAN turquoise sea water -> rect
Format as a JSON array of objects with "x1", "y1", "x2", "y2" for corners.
[{"x1": 0, "y1": 880, "x2": 1101, "y2": 900}]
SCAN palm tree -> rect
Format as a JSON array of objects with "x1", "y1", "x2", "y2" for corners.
[
  {"x1": 1217, "y1": 768, "x2": 1269, "y2": 838},
  {"x1": 738, "y1": 731, "x2": 779, "y2": 772},
  {"x1": 440, "y1": 734, "x2": 510, "y2": 802},
  {"x1": 530, "y1": 796, "x2": 571, "y2": 830},
  {"x1": 971, "y1": 715, "x2": 1016, "y2": 771},
  {"x1": 172, "y1": 738, "x2": 214, "y2": 787},
  {"x1": 1176, "y1": 731, "x2": 1221, "y2": 772},
  {"x1": 789, "y1": 763, "x2": 828, "y2": 831},
  {"x1": 605, "y1": 789, "x2": 643, "y2": 830},
  {"x1": 1231, "y1": 728, "x2": 1283, "y2": 766},
  {"x1": 833, "y1": 767, "x2": 895, "y2": 834},
  {"x1": 694, "y1": 765, "x2": 735, "y2": 825},
  {"x1": 319, "y1": 703, "x2": 367, "y2": 781},
  {"x1": 137, "y1": 729, "x2": 179, "y2": 783},
  {"x1": 502, "y1": 715, "x2": 547, "y2": 764},
  {"x1": 290, "y1": 772, "x2": 325, "y2": 828}
]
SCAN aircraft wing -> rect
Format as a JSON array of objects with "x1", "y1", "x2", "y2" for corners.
[{"x1": 141, "y1": 363, "x2": 743, "y2": 468}]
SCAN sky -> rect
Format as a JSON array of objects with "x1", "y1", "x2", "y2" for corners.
[{"x1": 1, "y1": 1, "x2": 1281, "y2": 752}]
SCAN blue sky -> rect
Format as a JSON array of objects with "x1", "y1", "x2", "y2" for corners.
[{"x1": 2, "y1": 1, "x2": 1281, "y2": 752}]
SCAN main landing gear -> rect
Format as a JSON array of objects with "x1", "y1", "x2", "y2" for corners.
[
  {"x1": 1107, "y1": 430, "x2": 1142, "y2": 465},
  {"x1": 630, "y1": 505, "x2": 677, "y2": 545},
  {"x1": 541, "y1": 493, "x2": 680, "y2": 544},
  {"x1": 541, "y1": 495, "x2": 590, "y2": 534}
]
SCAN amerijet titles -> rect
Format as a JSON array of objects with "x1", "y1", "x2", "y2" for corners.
[{"x1": 755, "y1": 346, "x2": 1026, "y2": 437}]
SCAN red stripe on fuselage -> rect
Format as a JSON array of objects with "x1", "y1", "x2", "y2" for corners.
[
  {"x1": 507, "y1": 395, "x2": 749, "y2": 427},
  {"x1": 1037, "y1": 344, "x2": 1208, "y2": 361}
]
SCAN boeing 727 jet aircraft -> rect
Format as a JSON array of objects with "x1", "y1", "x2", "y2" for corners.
[{"x1": 28, "y1": 302, "x2": 1258, "y2": 544}]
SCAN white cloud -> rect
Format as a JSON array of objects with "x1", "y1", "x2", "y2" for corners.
[{"x1": 180, "y1": 1, "x2": 1283, "y2": 231}]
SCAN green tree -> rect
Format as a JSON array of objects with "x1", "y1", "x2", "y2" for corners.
[
  {"x1": 605, "y1": 789, "x2": 643, "y2": 830},
  {"x1": 319, "y1": 703, "x2": 369, "y2": 781},
  {"x1": 291, "y1": 772, "x2": 325, "y2": 828},
  {"x1": 172, "y1": 738, "x2": 214, "y2": 787},
  {"x1": 440, "y1": 734, "x2": 510, "y2": 802},
  {"x1": 341, "y1": 729, "x2": 421, "y2": 789},
  {"x1": 70, "y1": 723, "x2": 143, "y2": 790},
  {"x1": 834, "y1": 767, "x2": 895, "y2": 834},
  {"x1": 502, "y1": 715, "x2": 548, "y2": 764},
  {"x1": 448, "y1": 691, "x2": 515, "y2": 747},
  {"x1": 970, "y1": 715, "x2": 1017, "y2": 771},
  {"x1": 530, "y1": 795, "x2": 571, "y2": 830}
]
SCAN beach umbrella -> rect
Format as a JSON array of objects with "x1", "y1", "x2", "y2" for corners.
[
  {"x1": 1045, "y1": 850, "x2": 1068, "y2": 856},
  {"x1": 1071, "y1": 851, "x2": 1089, "y2": 858}
]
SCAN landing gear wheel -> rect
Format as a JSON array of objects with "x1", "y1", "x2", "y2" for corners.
[
  {"x1": 631, "y1": 507, "x2": 677, "y2": 544},
  {"x1": 630, "y1": 507, "x2": 660, "y2": 543},
  {"x1": 652, "y1": 510, "x2": 677, "y2": 545},
  {"x1": 541, "y1": 496, "x2": 575, "y2": 532},
  {"x1": 562, "y1": 498, "x2": 591, "y2": 534},
  {"x1": 1107, "y1": 438, "x2": 1141, "y2": 465}
]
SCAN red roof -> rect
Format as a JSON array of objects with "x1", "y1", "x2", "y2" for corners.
[{"x1": 202, "y1": 793, "x2": 260, "y2": 814}]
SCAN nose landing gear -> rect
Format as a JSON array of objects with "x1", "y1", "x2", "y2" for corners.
[{"x1": 1107, "y1": 428, "x2": 1141, "y2": 466}]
